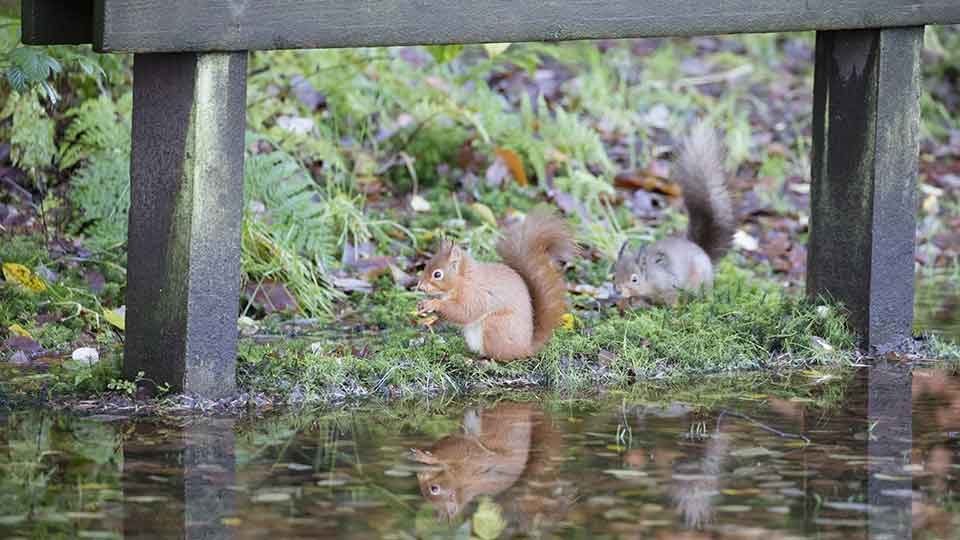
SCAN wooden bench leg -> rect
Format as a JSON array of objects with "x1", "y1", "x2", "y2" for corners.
[
  {"x1": 808, "y1": 27, "x2": 923, "y2": 352},
  {"x1": 125, "y1": 52, "x2": 247, "y2": 398}
]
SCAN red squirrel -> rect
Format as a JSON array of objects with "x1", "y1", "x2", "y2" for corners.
[
  {"x1": 415, "y1": 207, "x2": 577, "y2": 361},
  {"x1": 613, "y1": 122, "x2": 735, "y2": 306}
]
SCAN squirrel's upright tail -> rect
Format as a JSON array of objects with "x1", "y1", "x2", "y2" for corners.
[
  {"x1": 675, "y1": 122, "x2": 736, "y2": 262},
  {"x1": 496, "y1": 207, "x2": 577, "y2": 355}
]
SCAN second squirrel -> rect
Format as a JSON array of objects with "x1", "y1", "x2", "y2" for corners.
[
  {"x1": 416, "y1": 207, "x2": 576, "y2": 361},
  {"x1": 613, "y1": 123, "x2": 736, "y2": 306}
]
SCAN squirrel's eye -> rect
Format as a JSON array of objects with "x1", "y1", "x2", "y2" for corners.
[
  {"x1": 432, "y1": 270, "x2": 443, "y2": 280},
  {"x1": 430, "y1": 485, "x2": 441, "y2": 495},
  {"x1": 630, "y1": 274, "x2": 639, "y2": 284}
]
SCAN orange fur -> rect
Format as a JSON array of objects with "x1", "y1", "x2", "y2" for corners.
[
  {"x1": 416, "y1": 207, "x2": 576, "y2": 361},
  {"x1": 495, "y1": 207, "x2": 577, "y2": 354}
]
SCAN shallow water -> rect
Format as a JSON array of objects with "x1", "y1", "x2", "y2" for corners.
[
  {"x1": 915, "y1": 269, "x2": 960, "y2": 340},
  {"x1": 2, "y1": 363, "x2": 960, "y2": 539}
]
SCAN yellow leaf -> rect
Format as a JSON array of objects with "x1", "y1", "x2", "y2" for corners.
[
  {"x1": 472, "y1": 498, "x2": 507, "y2": 540},
  {"x1": 560, "y1": 313, "x2": 577, "y2": 331},
  {"x1": 721, "y1": 488, "x2": 762, "y2": 496},
  {"x1": 103, "y1": 307, "x2": 125, "y2": 331},
  {"x1": 8, "y1": 324, "x2": 32, "y2": 338},
  {"x1": 874, "y1": 473, "x2": 910, "y2": 481},
  {"x1": 418, "y1": 230, "x2": 437, "y2": 244},
  {"x1": 417, "y1": 315, "x2": 439, "y2": 328},
  {"x1": 494, "y1": 147, "x2": 528, "y2": 187},
  {"x1": 470, "y1": 203, "x2": 498, "y2": 227},
  {"x1": 483, "y1": 43, "x2": 511, "y2": 58},
  {"x1": 2, "y1": 263, "x2": 47, "y2": 293}
]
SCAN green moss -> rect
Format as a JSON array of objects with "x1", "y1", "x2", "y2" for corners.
[
  {"x1": 240, "y1": 261, "x2": 855, "y2": 402},
  {"x1": 927, "y1": 334, "x2": 960, "y2": 361},
  {"x1": 0, "y1": 284, "x2": 37, "y2": 328}
]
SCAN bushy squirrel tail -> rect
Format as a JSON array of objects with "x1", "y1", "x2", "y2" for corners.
[
  {"x1": 675, "y1": 122, "x2": 736, "y2": 262},
  {"x1": 495, "y1": 207, "x2": 577, "y2": 355}
]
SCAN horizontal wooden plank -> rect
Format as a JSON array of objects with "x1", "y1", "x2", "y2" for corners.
[
  {"x1": 22, "y1": 0, "x2": 94, "y2": 45},
  {"x1": 95, "y1": 0, "x2": 960, "y2": 53}
]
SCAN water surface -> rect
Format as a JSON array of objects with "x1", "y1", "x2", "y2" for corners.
[
  {"x1": 2, "y1": 364, "x2": 959, "y2": 539},
  {"x1": 915, "y1": 268, "x2": 960, "y2": 339}
]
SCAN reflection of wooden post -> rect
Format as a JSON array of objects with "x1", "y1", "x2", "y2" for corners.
[
  {"x1": 123, "y1": 418, "x2": 236, "y2": 539},
  {"x1": 867, "y1": 362, "x2": 913, "y2": 540},
  {"x1": 808, "y1": 27, "x2": 923, "y2": 351},
  {"x1": 184, "y1": 418, "x2": 237, "y2": 538}
]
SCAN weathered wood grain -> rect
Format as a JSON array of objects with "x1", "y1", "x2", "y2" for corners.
[
  {"x1": 94, "y1": 0, "x2": 960, "y2": 53},
  {"x1": 21, "y1": 0, "x2": 93, "y2": 45},
  {"x1": 808, "y1": 27, "x2": 922, "y2": 352},
  {"x1": 125, "y1": 52, "x2": 247, "y2": 397}
]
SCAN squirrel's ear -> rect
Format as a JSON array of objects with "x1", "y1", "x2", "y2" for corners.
[
  {"x1": 635, "y1": 246, "x2": 646, "y2": 262},
  {"x1": 448, "y1": 245, "x2": 463, "y2": 271},
  {"x1": 617, "y1": 240, "x2": 629, "y2": 260}
]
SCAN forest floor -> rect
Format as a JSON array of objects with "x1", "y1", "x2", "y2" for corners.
[{"x1": 1, "y1": 24, "x2": 959, "y2": 409}]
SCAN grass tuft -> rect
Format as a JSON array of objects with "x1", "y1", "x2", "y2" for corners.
[{"x1": 239, "y1": 262, "x2": 855, "y2": 402}]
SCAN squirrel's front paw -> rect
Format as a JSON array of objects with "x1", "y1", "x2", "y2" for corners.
[{"x1": 417, "y1": 299, "x2": 442, "y2": 315}]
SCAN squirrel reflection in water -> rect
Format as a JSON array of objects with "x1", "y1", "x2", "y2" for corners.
[
  {"x1": 409, "y1": 402, "x2": 575, "y2": 528},
  {"x1": 623, "y1": 404, "x2": 731, "y2": 531},
  {"x1": 669, "y1": 425, "x2": 729, "y2": 529}
]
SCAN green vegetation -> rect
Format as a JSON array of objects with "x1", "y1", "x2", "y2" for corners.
[
  {"x1": 237, "y1": 261, "x2": 854, "y2": 402},
  {"x1": 1, "y1": 13, "x2": 958, "y2": 405}
]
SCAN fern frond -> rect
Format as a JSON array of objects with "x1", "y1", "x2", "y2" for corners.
[{"x1": 59, "y1": 93, "x2": 132, "y2": 170}]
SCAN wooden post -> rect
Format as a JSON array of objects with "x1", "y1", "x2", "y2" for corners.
[
  {"x1": 808, "y1": 27, "x2": 923, "y2": 352},
  {"x1": 125, "y1": 52, "x2": 247, "y2": 398}
]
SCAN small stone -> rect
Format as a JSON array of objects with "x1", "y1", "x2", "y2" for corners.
[
  {"x1": 810, "y1": 336, "x2": 834, "y2": 352},
  {"x1": 733, "y1": 229, "x2": 759, "y2": 251},
  {"x1": 276, "y1": 115, "x2": 314, "y2": 135},
  {"x1": 409, "y1": 194, "x2": 431, "y2": 213},
  {"x1": 71, "y1": 347, "x2": 100, "y2": 366},
  {"x1": 237, "y1": 316, "x2": 259, "y2": 337}
]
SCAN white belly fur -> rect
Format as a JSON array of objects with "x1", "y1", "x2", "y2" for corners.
[{"x1": 462, "y1": 321, "x2": 484, "y2": 355}]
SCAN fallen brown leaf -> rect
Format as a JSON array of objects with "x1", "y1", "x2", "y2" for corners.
[
  {"x1": 495, "y1": 147, "x2": 529, "y2": 187},
  {"x1": 613, "y1": 171, "x2": 682, "y2": 197},
  {"x1": 242, "y1": 281, "x2": 301, "y2": 314}
]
